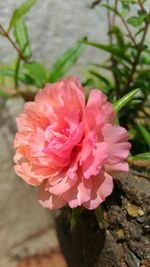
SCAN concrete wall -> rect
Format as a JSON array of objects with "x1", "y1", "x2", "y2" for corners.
[
  {"x1": 0, "y1": 0, "x2": 109, "y2": 77},
  {"x1": 1, "y1": 0, "x2": 150, "y2": 76}
]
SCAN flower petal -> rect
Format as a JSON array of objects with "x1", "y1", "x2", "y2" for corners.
[
  {"x1": 62, "y1": 178, "x2": 91, "y2": 208},
  {"x1": 38, "y1": 182, "x2": 66, "y2": 209},
  {"x1": 81, "y1": 142, "x2": 108, "y2": 179},
  {"x1": 83, "y1": 171, "x2": 113, "y2": 209}
]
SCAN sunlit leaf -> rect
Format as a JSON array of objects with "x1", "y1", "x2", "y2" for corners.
[
  {"x1": 129, "y1": 152, "x2": 150, "y2": 160},
  {"x1": 14, "y1": 18, "x2": 31, "y2": 58},
  {"x1": 0, "y1": 88, "x2": 11, "y2": 98},
  {"x1": 137, "y1": 124, "x2": 150, "y2": 148},
  {"x1": 121, "y1": 0, "x2": 137, "y2": 4},
  {"x1": 48, "y1": 42, "x2": 85, "y2": 82},
  {"x1": 8, "y1": 0, "x2": 38, "y2": 30},
  {"x1": 0, "y1": 68, "x2": 35, "y2": 85},
  {"x1": 127, "y1": 12, "x2": 148, "y2": 28},
  {"x1": 111, "y1": 26, "x2": 125, "y2": 49},
  {"x1": 114, "y1": 88, "x2": 140, "y2": 112},
  {"x1": 89, "y1": 70, "x2": 110, "y2": 86},
  {"x1": 82, "y1": 40, "x2": 130, "y2": 62},
  {"x1": 0, "y1": 69, "x2": 24, "y2": 80},
  {"x1": 23, "y1": 62, "x2": 46, "y2": 87}
]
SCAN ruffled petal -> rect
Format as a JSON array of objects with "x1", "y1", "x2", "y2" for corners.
[
  {"x1": 62, "y1": 178, "x2": 91, "y2": 208},
  {"x1": 83, "y1": 171, "x2": 113, "y2": 209},
  {"x1": 49, "y1": 174, "x2": 77, "y2": 195},
  {"x1": 38, "y1": 182, "x2": 66, "y2": 209},
  {"x1": 81, "y1": 142, "x2": 108, "y2": 179}
]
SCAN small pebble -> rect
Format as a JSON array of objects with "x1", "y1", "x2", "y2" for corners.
[{"x1": 126, "y1": 203, "x2": 144, "y2": 217}]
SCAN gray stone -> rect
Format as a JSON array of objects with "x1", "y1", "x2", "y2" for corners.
[
  {"x1": 0, "y1": 97, "x2": 56, "y2": 267},
  {"x1": 0, "y1": 0, "x2": 108, "y2": 75}
]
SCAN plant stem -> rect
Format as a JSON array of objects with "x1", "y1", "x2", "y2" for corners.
[
  {"x1": 120, "y1": 16, "x2": 136, "y2": 46},
  {"x1": 112, "y1": 0, "x2": 117, "y2": 27},
  {"x1": 14, "y1": 56, "x2": 21, "y2": 89},
  {"x1": 137, "y1": 0, "x2": 145, "y2": 12},
  {"x1": 107, "y1": 0, "x2": 121, "y2": 99},
  {"x1": 0, "y1": 24, "x2": 28, "y2": 63},
  {"x1": 126, "y1": 12, "x2": 150, "y2": 89}
]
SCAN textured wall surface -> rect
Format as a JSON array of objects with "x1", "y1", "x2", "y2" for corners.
[
  {"x1": 1, "y1": 0, "x2": 150, "y2": 77},
  {"x1": 0, "y1": 97, "x2": 59, "y2": 267},
  {"x1": 0, "y1": 0, "x2": 108, "y2": 76}
]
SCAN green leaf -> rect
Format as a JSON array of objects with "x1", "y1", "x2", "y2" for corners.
[
  {"x1": 8, "y1": 0, "x2": 37, "y2": 30},
  {"x1": 95, "y1": 205, "x2": 104, "y2": 229},
  {"x1": 89, "y1": 70, "x2": 110, "y2": 86},
  {"x1": 129, "y1": 152, "x2": 150, "y2": 161},
  {"x1": 121, "y1": 0, "x2": 137, "y2": 4},
  {"x1": 0, "y1": 69, "x2": 24, "y2": 80},
  {"x1": 23, "y1": 62, "x2": 46, "y2": 87},
  {"x1": 137, "y1": 124, "x2": 150, "y2": 148},
  {"x1": 111, "y1": 26, "x2": 125, "y2": 49},
  {"x1": 82, "y1": 40, "x2": 131, "y2": 62},
  {"x1": 114, "y1": 88, "x2": 140, "y2": 112},
  {"x1": 127, "y1": 13, "x2": 147, "y2": 28},
  {"x1": 131, "y1": 99, "x2": 142, "y2": 104},
  {"x1": 121, "y1": 3, "x2": 130, "y2": 16},
  {"x1": 0, "y1": 68, "x2": 35, "y2": 85},
  {"x1": 48, "y1": 42, "x2": 85, "y2": 82},
  {"x1": 0, "y1": 88, "x2": 11, "y2": 98},
  {"x1": 102, "y1": 4, "x2": 120, "y2": 16},
  {"x1": 92, "y1": 63, "x2": 113, "y2": 71},
  {"x1": 14, "y1": 18, "x2": 31, "y2": 58},
  {"x1": 70, "y1": 207, "x2": 81, "y2": 231}
]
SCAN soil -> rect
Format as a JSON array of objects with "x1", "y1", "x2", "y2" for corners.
[{"x1": 56, "y1": 172, "x2": 150, "y2": 267}]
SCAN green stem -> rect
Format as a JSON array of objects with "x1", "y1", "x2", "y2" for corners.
[
  {"x1": 126, "y1": 11, "x2": 150, "y2": 90},
  {"x1": 14, "y1": 57, "x2": 21, "y2": 90},
  {"x1": 95, "y1": 205, "x2": 104, "y2": 229},
  {"x1": 70, "y1": 207, "x2": 81, "y2": 231}
]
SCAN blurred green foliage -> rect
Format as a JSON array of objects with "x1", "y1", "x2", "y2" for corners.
[
  {"x1": 0, "y1": 0, "x2": 150, "y2": 162},
  {"x1": 82, "y1": 0, "x2": 150, "y2": 160}
]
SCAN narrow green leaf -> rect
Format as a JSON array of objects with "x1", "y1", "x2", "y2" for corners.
[
  {"x1": 14, "y1": 18, "x2": 31, "y2": 58},
  {"x1": 114, "y1": 88, "x2": 140, "y2": 112},
  {"x1": 23, "y1": 62, "x2": 46, "y2": 87},
  {"x1": 95, "y1": 205, "x2": 104, "y2": 229},
  {"x1": 8, "y1": 0, "x2": 37, "y2": 30},
  {"x1": 137, "y1": 124, "x2": 150, "y2": 148},
  {"x1": 121, "y1": 2, "x2": 130, "y2": 16},
  {"x1": 14, "y1": 56, "x2": 21, "y2": 89},
  {"x1": 0, "y1": 88, "x2": 11, "y2": 98},
  {"x1": 121, "y1": 0, "x2": 137, "y2": 4},
  {"x1": 0, "y1": 69, "x2": 24, "y2": 80},
  {"x1": 89, "y1": 70, "x2": 110, "y2": 86},
  {"x1": 131, "y1": 99, "x2": 142, "y2": 104},
  {"x1": 70, "y1": 207, "x2": 81, "y2": 231},
  {"x1": 102, "y1": 4, "x2": 120, "y2": 16},
  {"x1": 111, "y1": 26, "x2": 125, "y2": 49},
  {"x1": 82, "y1": 40, "x2": 130, "y2": 62},
  {"x1": 129, "y1": 152, "x2": 150, "y2": 161},
  {"x1": 92, "y1": 63, "x2": 113, "y2": 71},
  {"x1": 127, "y1": 13, "x2": 147, "y2": 28},
  {"x1": 0, "y1": 69, "x2": 35, "y2": 85},
  {"x1": 48, "y1": 42, "x2": 85, "y2": 82}
]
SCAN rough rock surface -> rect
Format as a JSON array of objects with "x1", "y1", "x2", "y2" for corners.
[{"x1": 56, "y1": 173, "x2": 150, "y2": 267}]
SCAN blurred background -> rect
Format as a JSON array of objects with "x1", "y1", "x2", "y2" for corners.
[
  {"x1": 0, "y1": 0, "x2": 150, "y2": 266},
  {"x1": 0, "y1": 0, "x2": 107, "y2": 74},
  {"x1": 0, "y1": 1, "x2": 106, "y2": 267}
]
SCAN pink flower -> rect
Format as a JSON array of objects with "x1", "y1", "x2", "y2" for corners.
[{"x1": 14, "y1": 77, "x2": 131, "y2": 210}]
